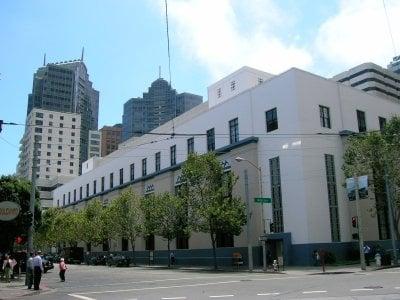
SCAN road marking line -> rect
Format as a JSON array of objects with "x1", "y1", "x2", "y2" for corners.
[
  {"x1": 350, "y1": 288, "x2": 374, "y2": 292},
  {"x1": 257, "y1": 292, "x2": 280, "y2": 296},
  {"x1": 76, "y1": 280, "x2": 241, "y2": 295},
  {"x1": 68, "y1": 294, "x2": 96, "y2": 300},
  {"x1": 302, "y1": 291, "x2": 327, "y2": 294},
  {"x1": 209, "y1": 295, "x2": 234, "y2": 298},
  {"x1": 161, "y1": 297, "x2": 187, "y2": 300}
]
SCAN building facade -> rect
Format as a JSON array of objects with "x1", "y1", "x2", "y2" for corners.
[
  {"x1": 100, "y1": 124, "x2": 122, "y2": 157},
  {"x1": 17, "y1": 108, "x2": 81, "y2": 208},
  {"x1": 88, "y1": 130, "x2": 101, "y2": 158},
  {"x1": 122, "y1": 78, "x2": 202, "y2": 141},
  {"x1": 26, "y1": 60, "x2": 99, "y2": 168},
  {"x1": 54, "y1": 67, "x2": 400, "y2": 265},
  {"x1": 332, "y1": 62, "x2": 400, "y2": 102},
  {"x1": 388, "y1": 55, "x2": 400, "y2": 75}
]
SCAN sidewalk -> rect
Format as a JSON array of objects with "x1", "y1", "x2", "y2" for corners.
[{"x1": 0, "y1": 275, "x2": 50, "y2": 300}]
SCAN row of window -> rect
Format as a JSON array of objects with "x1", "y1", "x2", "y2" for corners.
[
  {"x1": 59, "y1": 111, "x2": 279, "y2": 206},
  {"x1": 35, "y1": 112, "x2": 76, "y2": 122},
  {"x1": 319, "y1": 105, "x2": 386, "y2": 132}
]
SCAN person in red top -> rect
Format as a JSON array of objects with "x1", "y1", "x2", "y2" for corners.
[{"x1": 59, "y1": 258, "x2": 67, "y2": 282}]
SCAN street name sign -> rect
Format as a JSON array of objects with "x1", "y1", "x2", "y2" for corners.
[{"x1": 254, "y1": 197, "x2": 271, "y2": 203}]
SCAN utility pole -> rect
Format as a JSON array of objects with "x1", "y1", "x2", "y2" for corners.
[
  {"x1": 244, "y1": 170, "x2": 253, "y2": 271},
  {"x1": 354, "y1": 174, "x2": 366, "y2": 270},
  {"x1": 27, "y1": 137, "x2": 39, "y2": 253},
  {"x1": 384, "y1": 167, "x2": 398, "y2": 265}
]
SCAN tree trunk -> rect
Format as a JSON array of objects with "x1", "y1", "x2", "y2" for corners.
[
  {"x1": 210, "y1": 232, "x2": 217, "y2": 270},
  {"x1": 130, "y1": 239, "x2": 136, "y2": 266},
  {"x1": 167, "y1": 239, "x2": 171, "y2": 268}
]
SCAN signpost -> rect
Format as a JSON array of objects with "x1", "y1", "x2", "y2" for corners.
[
  {"x1": 0, "y1": 201, "x2": 21, "y2": 221},
  {"x1": 254, "y1": 197, "x2": 271, "y2": 204}
]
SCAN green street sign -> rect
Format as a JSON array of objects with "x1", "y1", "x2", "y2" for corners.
[{"x1": 254, "y1": 197, "x2": 271, "y2": 203}]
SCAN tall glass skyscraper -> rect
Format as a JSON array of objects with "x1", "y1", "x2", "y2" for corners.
[
  {"x1": 122, "y1": 78, "x2": 202, "y2": 141},
  {"x1": 26, "y1": 59, "x2": 99, "y2": 168}
]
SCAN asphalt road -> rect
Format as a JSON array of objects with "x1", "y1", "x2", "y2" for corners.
[{"x1": 29, "y1": 265, "x2": 400, "y2": 300}]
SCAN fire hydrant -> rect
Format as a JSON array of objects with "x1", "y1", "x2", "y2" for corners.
[{"x1": 375, "y1": 253, "x2": 381, "y2": 268}]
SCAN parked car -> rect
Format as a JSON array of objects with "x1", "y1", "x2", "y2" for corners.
[
  {"x1": 89, "y1": 255, "x2": 107, "y2": 265},
  {"x1": 107, "y1": 255, "x2": 130, "y2": 267},
  {"x1": 41, "y1": 256, "x2": 54, "y2": 273}
]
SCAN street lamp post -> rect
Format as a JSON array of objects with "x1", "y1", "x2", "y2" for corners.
[{"x1": 235, "y1": 156, "x2": 267, "y2": 271}]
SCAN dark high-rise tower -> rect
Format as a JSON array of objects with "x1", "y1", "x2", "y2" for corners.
[
  {"x1": 27, "y1": 59, "x2": 99, "y2": 169},
  {"x1": 122, "y1": 78, "x2": 202, "y2": 141}
]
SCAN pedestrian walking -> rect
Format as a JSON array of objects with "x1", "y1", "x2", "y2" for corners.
[
  {"x1": 170, "y1": 252, "x2": 175, "y2": 266},
  {"x1": 2, "y1": 255, "x2": 12, "y2": 283},
  {"x1": 59, "y1": 258, "x2": 67, "y2": 282},
  {"x1": 32, "y1": 251, "x2": 43, "y2": 290},
  {"x1": 26, "y1": 253, "x2": 34, "y2": 289},
  {"x1": 363, "y1": 244, "x2": 371, "y2": 266}
]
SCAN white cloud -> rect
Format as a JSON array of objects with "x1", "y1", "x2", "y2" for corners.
[
  {"x1": 315, "y1": 0, "x2": 400, "y2": 70},
  {"x1": 165, "y1": 0, "x2": 313, "y2": 80}
]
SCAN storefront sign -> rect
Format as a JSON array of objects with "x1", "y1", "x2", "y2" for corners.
[{"x1": 0, "y1": 201, "x2": 21, "y2": 221}]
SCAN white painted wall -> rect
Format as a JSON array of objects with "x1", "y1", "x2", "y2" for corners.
[{"x1": 54, "y1": 67, "x2": 400, "y2": 247}]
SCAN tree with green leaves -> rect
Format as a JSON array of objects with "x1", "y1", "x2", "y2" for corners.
[
  {"x1": 0, "y1": 176, "x2": 41, "y2": 253},
  {"x1": 343, "y1": 116, "x2": 400, "y2": 239},
  {"x1": 79, "y1": 199, "x2": 106, "y2": 248},
  {"x1": 109, "y1": 189, "x2": 144, "y2": 265},
  {"x1": 180, "y1": 153, "x2": 246, "y2": 269},
  {"x1": 141, "y1": 192, "x2": 187, "y2": 267},
  {"x1": 34, "y1": 207, "x2": 63, "y2": 250}
]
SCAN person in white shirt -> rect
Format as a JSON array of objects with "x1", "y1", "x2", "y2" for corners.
[
  {"x1": 26, "y1": 253, "x2": 34, "y2": 289},
  {"x1": 32, "y1": 251, "x2": 43, "y2": 290}
]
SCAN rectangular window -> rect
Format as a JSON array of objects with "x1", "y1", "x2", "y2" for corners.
[
  {"x1": 63, "y1": 194, "x2": 65, "y2": 206},
  {"x1": 79, "y1": 186, "x2": 83, "y2": 199},
  {"x1": 110, "y1": 173, "x2": 114, "y2": 188},
  {"x1": 325, "y1": 154, "x2": 341, "y2": 242},
  {"x1": 68, "y1": 192, "x2": 71, "y2": 204},
  {"x1": 142, "y1": 158, "x2": 147, "y2": 176},
  {"x1": 145, "y1": 234, "x2": 155, "y2": 250},
  {"x1": 319, "y1": 105, "x2": 331, "y2": 128},
  {"x1": 229, "y1": 118, "x2": 239, "y2": 144},
  {"x1": 60, "y1": 116, "x2": 64, "y2": 120},
  {"x1": 230, "y1": 80, "x2": 236, "y2": 91},
  {"x1": 379, "y1": 116, "x2": 386, "y2": 132},
  {"x1": 35, "y1": 127, "x2": 42, "y2": 133},
  {"x1": 357, "y1": 110, "x2": 366, "y2": 132},
  {"x1": 187, "y1": 137, "x2": 194, "y2": 155},
  {"x1": 155, "y1": 152, "x2": 161, "y2": 172},
  {"x1": 93, "y1": 180, "x2": 97, "y2": 194},
  {"x1": 207, "y1": 128, "x2": 215, "y2": 152},
  {"x1": 170, "y1": 145, "x2": 176, "y2": 166},
  {"x1": 36, "y1": 112, "x2": 43, "y2": 118},
  {"x1": 269, "y1": 156, "x2": 284, "y2": 233},
  {"x1": 266, "y1": 108, "x2": 278, "y2": 132},
  {"x1": 73, "y1": 189, "x2": 76, "y2": 202},
  {"x1": 119, "y1": 168, "x2": 124, "y2": 185},
  {"x1": 130, "y1": 163, "x2": 135, "y2": 181},
  {"x1": 35, "y1": 120, "x2": 43, "y2": 125},
  {"x1": 217, "y1": 88, "x2": 222, "y2": 98},
  {"x1": 86, "y1": 183, "x2": 89, "y2": 197},
  {"x1": 101, "y1": 177, "x2": 105, "y2": 192}
]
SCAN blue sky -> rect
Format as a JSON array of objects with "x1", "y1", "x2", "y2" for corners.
[{"x1": 0, "y1": 0, "x2": 399, "y2": 175}]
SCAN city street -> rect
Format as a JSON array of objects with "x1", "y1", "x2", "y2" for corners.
[{"x1": 24, "y1": 265, "x2": 400, "y2": 300}]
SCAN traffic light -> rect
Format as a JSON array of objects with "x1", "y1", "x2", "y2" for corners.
[
  {"x1": 22, "y1": 211, "x2": 33, "y2": 228},
  {"x1": 351, "y1": 216, "x2": 358, "y2": 228}
]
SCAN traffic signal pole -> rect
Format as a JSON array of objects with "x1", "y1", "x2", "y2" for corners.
[
  {"x1": 354, "y1": 174, "x2": 366, "y2": 270},
  {"x1": 28, "y1": 138, "x2": 38, "y2": 254}
]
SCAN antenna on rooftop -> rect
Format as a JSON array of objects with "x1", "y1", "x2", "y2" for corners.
[
  {"x1": 43, "y1": 53, "x2": 46, "y2": 66},
  {"x1": 81, "y1": 47, "x2": 85, "y2": 61}
]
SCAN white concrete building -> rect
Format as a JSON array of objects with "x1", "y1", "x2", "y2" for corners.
[
  {"x1": 53, "y1": 67, "x2": 400, "y2": 265},
  {"x1": 17, "y1": 108, "x2": 81, "y2": 208},
  {"x1": 333, "y1": 62, "x2": 400, "y2": 103}
]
